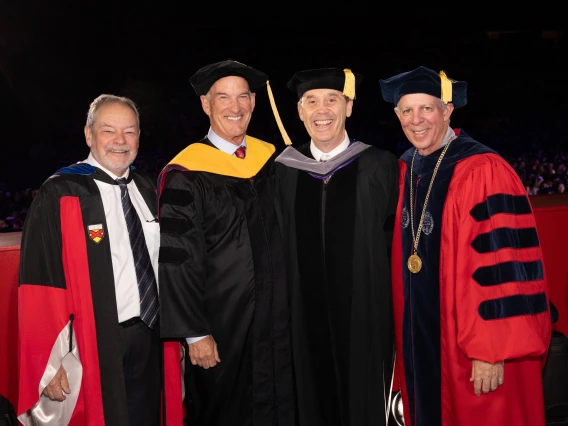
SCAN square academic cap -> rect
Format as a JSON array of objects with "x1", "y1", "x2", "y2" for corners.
[
  {"x1": 190, "y1": 60, "x2": 268, "y2": 96},
  {"x1": 287, "y1": 67, "x2": 363, "y2": 100},
  {"x1": 379, "y1": 66, "x2": 468, "y2": 108}
]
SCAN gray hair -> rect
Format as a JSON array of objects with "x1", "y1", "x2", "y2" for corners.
[{"x1": 85, "y1": 94, "x2": 140, "y2": 131}]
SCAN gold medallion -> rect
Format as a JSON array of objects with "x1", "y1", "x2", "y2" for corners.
[{"x1": 407, "y1": 253, "x2": 422, "y2": 273}]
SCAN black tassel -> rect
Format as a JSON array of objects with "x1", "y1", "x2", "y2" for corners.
[{"x1": 68, "y1": 314, "x2": 75, "y2": 353}]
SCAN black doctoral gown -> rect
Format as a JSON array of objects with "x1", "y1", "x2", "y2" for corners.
[
  {"x1": 158, "y1": 136, "x2": 295, "y2": 426},
  {"x1": 274, "y1": 141, "x2": 399, "y2": 426}
]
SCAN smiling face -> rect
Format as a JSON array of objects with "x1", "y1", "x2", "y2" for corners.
[
  {"x1": 395, "y1": 93, "x2": 454, "y2": 156},
  {"x1": 84, "y1": 102, "x2": 140, "y2": 176},
  {"x1": 298, "y1": 88, "x2": 353, "y2": 153},
  {"x1": 201, "y1": 75, "x2": 256, "y2": 146}
]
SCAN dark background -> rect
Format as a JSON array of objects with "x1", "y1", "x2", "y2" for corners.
[{"x1": 0, "y1": 8, "x2": 565, "y2": 190}]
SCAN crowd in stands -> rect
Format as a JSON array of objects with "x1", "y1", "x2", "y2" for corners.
[
  {"x1": 0, "y1": 185, "x2": 37, "y2": 233},
  {"x1": 507, "y1": 151, "x2": 567, "y2": 195}
]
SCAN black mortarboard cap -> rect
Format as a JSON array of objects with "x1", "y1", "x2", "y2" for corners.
[
  {"x1": 190, "y1": 60, "x2": 268, "y2": 96},
  {"x1": 287, "y1": 67, "x2": 363, "y2": 100},
  {"x1": 379, "y1": 66, "x2": 468, "y2": 108}
]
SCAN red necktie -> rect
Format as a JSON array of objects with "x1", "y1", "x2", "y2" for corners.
[{"x1": 234, "y1": 146, "x2": 246, "y2": 159}]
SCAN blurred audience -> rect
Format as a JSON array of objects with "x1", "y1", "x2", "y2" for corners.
[
  {"x1": 1, "y1": 132, "x2": 566, "y2": 234},
  {"x1": 507, "y1": 150, "x2": 568, "y2": 195},
  {"x1": 0, "y1": 184, "x2": 37, "y2": 233}
]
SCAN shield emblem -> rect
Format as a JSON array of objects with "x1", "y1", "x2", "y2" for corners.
[{"x1": 88, "y1": 224, "x2": 104, "y2": 243}]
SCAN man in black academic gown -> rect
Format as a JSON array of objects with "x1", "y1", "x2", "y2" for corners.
[
  {"x1": 157, "y1": 60, "x2": 295, "y2": 426},
  {"x1": 273, "y1": 67, "x2": 399, "y2": 426}
]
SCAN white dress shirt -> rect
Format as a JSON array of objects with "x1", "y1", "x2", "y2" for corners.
[
  {"x1": 207, "y1": 127, "x2": 247, "y2": 155},
  {"x1": 310, "y1": 131, "x2": 350, "y2": 162},
  {"x1": 84, "y1": 154, "x2": 160, "y2": 323}
]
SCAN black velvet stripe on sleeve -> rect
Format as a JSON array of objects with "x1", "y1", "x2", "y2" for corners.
[
  {"x1": 471, "y1": 227, "x2": 540, "y2": 253},
  {"x1": 478, "y1": 292, "x2": 549, "y2": 320},
  {"x1": 472, "y1": 260, "x2": 544, "y2": 286},
  {"x1": 158, "y1": 246, "x2": 190, "y2": 264},
  {"x1": 469, "y1": 194, "x2": 532, "y2": 222},
  {"x1": 159, "y1": 188, "x2": 194, "y2": 207}
]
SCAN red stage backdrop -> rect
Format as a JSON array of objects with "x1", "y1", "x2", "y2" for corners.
[
  {"x1": 531, "y1": 195, "x2": 568, "y2": 337},
  {"x1": 0, "y1": 233, "x2": 21, "y2": 408}
]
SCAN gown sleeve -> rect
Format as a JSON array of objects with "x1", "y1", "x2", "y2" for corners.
[
  {"x1": 18, "y1": 181, "x2": 82, "y2": 425},
  {"x1": 158, "y1": 170, "x2": 209, "y2": 339},
  {"x1": 448, "y1": 153, "x2": 552, "y2": 363}
]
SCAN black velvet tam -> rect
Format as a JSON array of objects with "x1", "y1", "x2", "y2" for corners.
[
  {"x1": 287, "y1": 67, "x2": 363, "y2": 98},
  {"x1": 379, "y1": 66, "x2": 468, "y2": 108},
  {"x1": 190, "y1": 59, "x2": 268, "y2": 96}
]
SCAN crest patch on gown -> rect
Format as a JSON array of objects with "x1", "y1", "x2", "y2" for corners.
[{"x1": 88, "y1": 224, "x2": 104, "y2": 243}]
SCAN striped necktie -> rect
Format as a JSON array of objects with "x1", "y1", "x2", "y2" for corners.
[{"x1": 117, "y1": 177, "x2": 159, "y2": 328}]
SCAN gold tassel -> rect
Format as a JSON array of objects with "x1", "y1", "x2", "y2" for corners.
[
  {"x1": 343, "y1": 69, "x2": 356, "y2": 100},
  {"x1": 266, "y1": 81, "x2": 293, "y2": 146},
  {"x1": 439, "y1": 70, "x2": 453, "y2": 104}
]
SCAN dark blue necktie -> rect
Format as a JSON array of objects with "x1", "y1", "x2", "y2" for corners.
[{"x1": 117, "y1": 178, "x2": 159, "y2": 328}]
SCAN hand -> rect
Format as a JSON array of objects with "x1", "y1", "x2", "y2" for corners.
[
  {"x1": 470, "y1": 359, "x2": 504, "y2": 396},
  {"x1": 42, "y1": 365, "x2": 71, "y2": 401},
  {"x1": 188, "y1": 335, "x2": 221, "y2": 369}
]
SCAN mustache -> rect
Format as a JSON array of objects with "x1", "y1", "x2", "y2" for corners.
[{"x1": 106, "y1": 147, "x2": 132, "y2": 153}]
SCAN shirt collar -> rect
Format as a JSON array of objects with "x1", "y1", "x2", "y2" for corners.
[
  {"x1": 440, "y1": 126, "x2": 455, "y2": 148},
  {"x1": 309, "y1": 131, "x2": 350, "y2": 162},
  {"x1": 207, "y1": 127, "x2": 246, "y2": 155}
]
